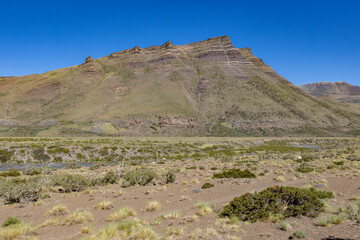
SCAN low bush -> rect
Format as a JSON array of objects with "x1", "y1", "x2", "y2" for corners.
[
  {"x1": 221, "y1": 186, "x2": 333, "y2": 222},
  {"x1": 50, "y1": 174, "x2": 89, "y2": 192},
  {"x1": 201, "y1": 183, "x2": 214, "y2": 189},
  {"x1": 22, "y1": 166, "x2": 41, "y2": 176},
  {"x1": 91, "y1": 171, "x2": 119, "y2": 186},
  {"x1": 346, "y1": 201, "x2": 360, "y2": 224},
  {"x1": 122, "y1": 168, "x2": 157, "y2": 187},
  {"x1": 296, "y1": 163, "x2": 314, "y2": 173},
  {"x1": 0, "y1": 180, "x2": 40, "y2": 204},
  {"x1": 2, "y1": 216, "x2": 21, "y2": 227},
  {"x1": 0, "y1": 169, "x2": 21, "y2": 177},
  {"x1": 163, "y1": 170, "x2": 176, "y2": 184},
  {"x1": 213, "y1": 168, "x2": 256, "y2": 179},
  {"x1": 290, "y1": 230, "x2": 308, "y2": 239}
]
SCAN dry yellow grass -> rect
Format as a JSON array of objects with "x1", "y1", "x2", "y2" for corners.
[
  {"x1": 0, "y1": 223, "x2": 37, "y2": 239},
  {"x1": 146, "y1": 201, "x2": 161, "y2": 212},
  {"x1": 94, "y1": 201, "x2": 114, "y2": 210},
  {"x1": 63, "y1": 209, "x2": 94, "y2": 226},
  {"x1": 45, "y1": 205, "x2": 69, "y2": 216},
  {"x1": 106, "y1": 207, "x2": 136, "y2": 222}
]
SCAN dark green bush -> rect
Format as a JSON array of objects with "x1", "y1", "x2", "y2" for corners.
[
  {"x1": 201, "y1": 182, "x2": 214, "y2": 189},
  {"x1": 50, "y1": 174, "x2": 88, "y2": 192},
  {"x1": 220, "y1": 186, "x2": 333, "y2": 222},
  {"x1": 0, "y1": 169, "x2": 21, "y2": 177},
  {"x1": 213, "y1": 168, "x2": 256, "y2": 179},
  {"x1": 0, "y1": 149, "x2": 13, "y2": 163},
  {"x1": 163, "y1": 170, "x2": 176, "y2": 184},
  {"x1": 32, "y1": 147, "x2": 50, "y2": 162},
  {"x1": 2, "y1": 216, "x2": 21, "y2": 227},
  {"x1": 333, "y1": 161, "x2": 344, "y2": 166},
  {"x1": 122, "y1": 168, "x2": 157, "y2": 187}
]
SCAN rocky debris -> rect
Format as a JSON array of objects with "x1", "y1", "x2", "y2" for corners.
[{"x1": 159, "y1": 116, "x2": 196, "y2": 126}]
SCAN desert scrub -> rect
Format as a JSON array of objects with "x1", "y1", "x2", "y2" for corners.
[
  {"x1": 50, "y1": 174, "x2": 89, "y2": 192},
  {"x1": 213, "y1": 168, "x2": 256, "y2": 179},
  {"x1": 22, "y1": 166, "x2": 41, "y2": 176},
  {"x1": 0, "y1": 169, "x2": 21, "y2": 177},
  {"x1": 296, "y1": 163, "x2": 314, "y2": 173},
  {"x1": 2, "y1": 216, "x2": 21, "y2": 228},
  {"x1": 0, "y1": 180, "x2": 40, "y2": 204},
  {"x1": 46, "y1": 205, "x2": 69, "y2": 216},
  {"x1": 221, "y1": 186, "x2": 333, "y2": 222},
  {"x1": 146, "y1": 201, "x2": 161, "y2": 212},
  {"x1": 201, "y1": 182, "x2": 214, "y2": 189},
  {"x1": 91, "y1": 171, "x2": 119, "y2": 186},
  {"x1": 122, "y1": 168, "x2": 157, "y2": 187},
  {"x1": 346, "y1": 201, "x2": 360, "y2": 223}
]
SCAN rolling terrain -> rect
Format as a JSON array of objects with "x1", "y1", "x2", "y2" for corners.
[{"x1": 0, "y1": 36, "x2": 359, "y2": 136}]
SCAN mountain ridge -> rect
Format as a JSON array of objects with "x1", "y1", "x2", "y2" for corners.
[{"x1": 0, "y1": 36, "x2": 359, "y2": 137}]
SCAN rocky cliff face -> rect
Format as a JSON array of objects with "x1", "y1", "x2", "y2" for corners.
[{"x1": 0, "y1": 36, "x2": 359, "y2": 136}]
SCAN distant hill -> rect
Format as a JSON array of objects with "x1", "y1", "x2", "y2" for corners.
[
  {"x1": 0, "y1": 36, "x2": 359, "y2": 136},
  {"x1": 298, "y1": 81, "x2": 360, "y2": 114}
]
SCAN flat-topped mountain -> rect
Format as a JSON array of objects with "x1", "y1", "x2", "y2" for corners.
[
  {"x1": 298, "y1": 81, "x2": 360, "y2": 114},
  {"x1": 0, "y1": 36, "x2": 359, "y2": 136},
  {"x1": 298, "y1": 81, "x2": 360, "y2": 98}
]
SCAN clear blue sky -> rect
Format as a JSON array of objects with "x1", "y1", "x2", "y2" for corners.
[{"x1": 1, "y1": 0, "x2": 359, "y2": 86}]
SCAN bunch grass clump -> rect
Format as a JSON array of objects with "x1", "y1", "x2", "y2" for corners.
[
  {"x1": 46, "y1": 205, "x2": 69, "y2": 216},
  {"x1": 107, "y1": 207, "x2": 136, "y2": 222}
]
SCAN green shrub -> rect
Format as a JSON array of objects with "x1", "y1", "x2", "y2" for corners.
[
  {"x1": 220, "y1": 186, "x2": 333, "y2": 222},
  {"x1": 0, "y1": 169, "x2": 21, "y2": 177},
  {"x1": 201, "y1": 182, "x2": 214, "y2": 189},
  {"x1": 91, "y1": 171, "x2": 119, "y2": 186},
  {"x1": 296, "y1": 163, "x2": 314, "y2": 173},
  {"x1": 163, "y1": 170, "x2": 176, "y2": 184},
  {"x1": 0, "y1": 149, "x2": 13, "y2": 163},
  {"x1": 213, "y1": 168, "x2": 256, "y2": 179},
  {"x1": 2, "y1": 216, "x2": 21, "y2": 227},
  {"x1": 122, "y1": 168, "x2": 157, "y2": 187},
  {"x1": 290, "y1": 230, "x2": 308, "y2": 239},
  {"x1": 50, "y1": 174, "x2": 88, "y2": 192},
  {"x1": 32, "y1": 147, "x2": 50, "y2": 162},
  {"x1": 22, "y1": 166, "x2": 41, "y2": 176}
]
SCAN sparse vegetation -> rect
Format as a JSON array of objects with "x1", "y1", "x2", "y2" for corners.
[{"x1": 213, "y1": 168, "x2": 256, "y2": 179}]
